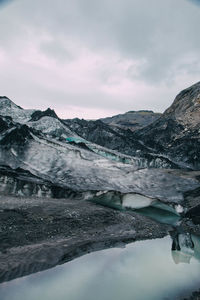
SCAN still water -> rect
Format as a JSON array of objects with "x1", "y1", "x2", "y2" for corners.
[{"x1": 1, "y1": 235, "x2": 200, "y2": 300}]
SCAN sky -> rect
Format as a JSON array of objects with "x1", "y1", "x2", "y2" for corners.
[{"x1": 0, "y1": 0, "x2": 200, "y2": 119}]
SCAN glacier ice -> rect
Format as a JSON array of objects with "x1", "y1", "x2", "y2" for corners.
[{"x1": 122, "y1": 194, "x2": 154, "y2": 209}]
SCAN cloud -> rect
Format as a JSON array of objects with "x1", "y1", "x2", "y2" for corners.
[{"x1": 0, "y1": 0, "x2": 199, "y2": 118}]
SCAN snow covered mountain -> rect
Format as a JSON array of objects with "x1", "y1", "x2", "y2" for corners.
[{"x1": 0, "y1": 96, "x2": 199, "y2": 207}]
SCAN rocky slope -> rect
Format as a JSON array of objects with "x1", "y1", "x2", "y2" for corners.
[
  {"x1": 134, "y1": 82, "x2": 200, "y2": 170},
  {"x1": 164, "y1": 82, "x2": 200, "y2": 129}
]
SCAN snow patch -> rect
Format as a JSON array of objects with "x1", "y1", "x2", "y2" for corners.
[{"x1": 175, "y1": 204, "x2": 184, "y2": 214}]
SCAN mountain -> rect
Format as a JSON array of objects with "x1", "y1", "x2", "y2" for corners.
[
  {"x1": 0, "y1": 96, "x2": 199, "y2": 204},
  {"x1": 101, "y1": 110, "x2": 161, "y2": 131},
  {"x1": 164, "y1": 81, "x2": 200, "y2": 129},
  {"x1": 134, "y1": 82, "x2": 200, "y2": 170},
  {"x1": 64, "y1": 82, "x2": 200, "y2": 170}
]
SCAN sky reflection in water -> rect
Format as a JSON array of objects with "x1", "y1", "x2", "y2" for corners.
[{"x1": 1, "y1": 236, "x2": 200, "y2": 300}]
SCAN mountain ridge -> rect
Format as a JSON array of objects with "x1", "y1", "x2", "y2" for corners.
[
  {"x1": 100, "y1": 110, "x2": 162, "y2": 131},
  {"x1": 0, "y1": 81, "x2": 200, "y2": 172}
]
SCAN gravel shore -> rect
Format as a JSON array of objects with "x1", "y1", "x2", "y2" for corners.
[{"x1": 0, "y1": 195, "x2": 170, "y2": 283}]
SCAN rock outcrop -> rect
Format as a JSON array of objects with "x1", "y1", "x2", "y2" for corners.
[{"x1": 134, "y1": 82, "x2": 200, "y2": 170}]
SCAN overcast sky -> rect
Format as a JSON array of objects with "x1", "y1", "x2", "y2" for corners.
[{"x1": 0, "y1": 0, "x2": 200, "y2": 119}]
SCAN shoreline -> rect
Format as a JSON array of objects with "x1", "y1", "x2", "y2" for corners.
[{"x1": 0, "y1": 195, "x2": 169, "y2": 283}]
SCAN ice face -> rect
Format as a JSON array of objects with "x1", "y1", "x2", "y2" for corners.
[
  {"x1": 89, "y1": 189, "x2": 183, "y2": 225},
  {"x1": 122, "y1": 194, "x2": 154, "y2": 209},
  {"x1": 66, "y1": 137, "x2": 89, "y2": 144}
]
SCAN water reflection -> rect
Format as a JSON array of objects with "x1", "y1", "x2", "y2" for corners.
[
  {"x1": 1, "y1": 236, "x2": 200, "y2": 300},
  {"x1": 170, "y1": 230, "x2": 200, "y2": 265}
]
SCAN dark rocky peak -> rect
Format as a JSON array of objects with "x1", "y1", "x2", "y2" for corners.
[
  {"x1": 133, "y1": 81, "x2": 200, "y2": 169},
  {"x1": 165, "y1": 81, "x2": 200, "y2": 115},
  {"x1": 30, "y1": 108, "x2": 58, "y2": 122},
  {"x1": 164, "y1": 81, "x2": 200, "y2": 129}
]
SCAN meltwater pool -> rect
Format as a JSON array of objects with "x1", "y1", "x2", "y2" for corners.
[{"x1": 0, "y1": 235, "x2": 200, "y2": 300}]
